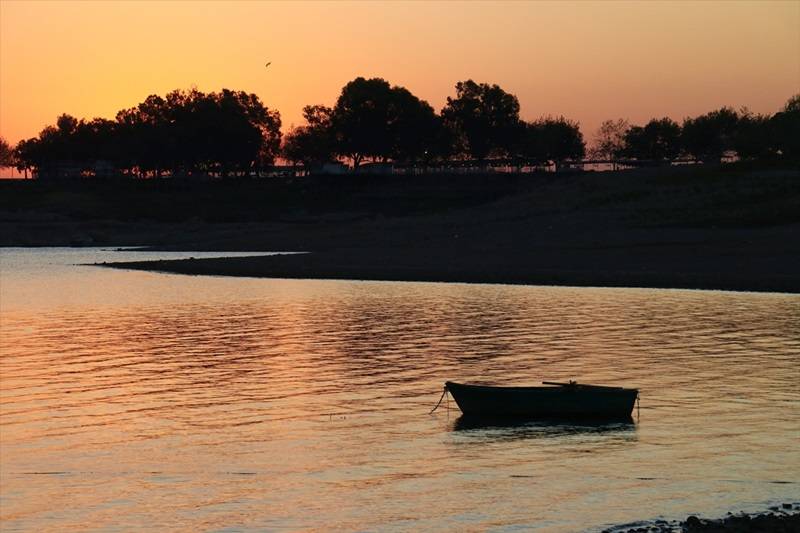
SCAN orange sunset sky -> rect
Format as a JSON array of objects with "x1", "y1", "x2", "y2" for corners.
[{"x1": 1, "y1": 0, "x2": 798, "y2": 146}]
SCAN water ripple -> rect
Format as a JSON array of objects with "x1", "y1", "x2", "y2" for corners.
[{"x1": 1, "y1": 249, "x2": 798, "y2": 531}]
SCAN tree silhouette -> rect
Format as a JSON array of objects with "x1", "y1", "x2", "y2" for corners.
[
  {"x1": 10, "y1": 83, "x2": 799, "y2": 179},
  {"x1": 733, "y1": 110, "x2": 773, "y2": 160},
  {"x1": 13, "y1": 138, "x2": 40, "y2": 178},
  {"x1": 623, "y1": 117, "x2": 681, "y2": 161},
  {"x1": 388, "y1": 86, "x2": 441, "y2": 164},
  {"x1": 332, "y1": 77, "x2": 397, "y2": 168},
  {"x1": 513, "y1": 122, "x2": 545, "y2": 165},
  {"x1": 329, "y1": 77, "x2": 442, "y2": 168},
  {"x1": 769, "y1": 94, "x2": 800, "y2": 160},
  {"x1": 591, "y1": 119, "x2": 629, "y2": 166},
  {"x1": 14, "y1": 114, "x2": 88, "y2": 177},
  {"x1": 681, "y1": 107, "x2": 739, "y2": 162},
  {"x1": 441, "y1": 80, "x2": 522, "y2": 161},
  {"x1": 785, "y1": 94, "x2": 800, "y2": 112},
  {"x1": 283, "y1": 105, "x2": 336, "y2": 169},
  {"x1": 523, "y1": 117, "x2": 585, "y2": 169},
  {"x1": 15, "y1": 88, "x2": 281, "y2": 178},
  {"x1": 0, "y1": 136, "x2": 15, "y2": 170}
]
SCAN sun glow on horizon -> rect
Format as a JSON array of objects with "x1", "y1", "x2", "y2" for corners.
[{"x1": 1, "y1": 0, "x2": 798, "y2": 146}]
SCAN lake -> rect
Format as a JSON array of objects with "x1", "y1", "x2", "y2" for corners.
[{"x1": 1, "y1": 248, "x2": 798, "y2": 531}]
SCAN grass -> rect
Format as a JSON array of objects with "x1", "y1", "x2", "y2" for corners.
[{"x1": 1, "y1": 162, "x2": 797, "y2": 229}]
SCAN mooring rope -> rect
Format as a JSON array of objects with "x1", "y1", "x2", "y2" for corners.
[{"x1": 429, "y1": 386, "x2": 448, "y2": 414}]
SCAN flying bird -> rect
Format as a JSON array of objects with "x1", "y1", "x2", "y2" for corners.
[{"x1": 265, "y1": 62, "x2": 271, "y2": 68}]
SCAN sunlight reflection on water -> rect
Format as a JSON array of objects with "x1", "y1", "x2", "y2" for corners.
[{"x1": 1, "y1": 248, "x2": 798, "y2": 531}]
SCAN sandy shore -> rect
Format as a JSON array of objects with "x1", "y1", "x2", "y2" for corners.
[{"x1": 102, "y1": 232, "x2": 800, "y2": 293}]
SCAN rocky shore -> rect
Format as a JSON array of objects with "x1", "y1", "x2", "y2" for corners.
[{"x1": 606, "y1": 504, "x2": 800, "y2": 532}]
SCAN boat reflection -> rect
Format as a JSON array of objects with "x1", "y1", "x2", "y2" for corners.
[{"x1": 450, "y1": 415, "x2": 637, "y2": 443}]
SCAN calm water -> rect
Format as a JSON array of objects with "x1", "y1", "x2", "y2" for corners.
[{"x1": 1, "y1": 248, "x2": 798, "y2": 532}]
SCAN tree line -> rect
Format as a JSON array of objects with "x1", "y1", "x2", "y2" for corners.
[
  {"x1": 9, "y1": 89, "x2": 281, "y2": 179},
  {"x1": 592, "y1": 97, "x2": 799, "y2": 165},
  {"x1": 283, "y1": 78, "x2": 586, "y2": 171},
  {"x1": 1, "y1": 78, "x2": 798, "y2": 178}
]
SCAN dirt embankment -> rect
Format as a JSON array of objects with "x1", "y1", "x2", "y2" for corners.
[{"x1": 3, "y1": 164, "x2": 799, "y2": 292}]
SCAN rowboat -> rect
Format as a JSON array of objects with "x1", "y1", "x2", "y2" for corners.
[{"x1": 444, "y1": 380, "x2": 638, "y2": 420}]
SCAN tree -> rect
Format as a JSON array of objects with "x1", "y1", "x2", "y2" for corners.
[
  {"x1": 226, "y1": 89, "x2": 282, "y2": 171},
  {"x1": 733, "y1": 110, "x2": 773, "y2": 160},
  {"x1": 519, "y1": 116, "x2": 585, "y2": 169},
  {"x1": 0, "y1": 136, "x2": 14, "y2": 170},
  {"x1": 12, "y1": 114, "x2": 91, "y2": 177},
  {"x1": 783, "y1": 94, "x2": 800, "y2": 113},
  {"x1": 14, "y1": 138, "x2": 41, "y2": 178},
  {"x1": 332, "y1": 77, "x2": 397, "y2": 167},
  {"x1": 282, "y1": 105, "x2": 336, "y2": 169},
  {"x1": 208, "y1": 89, "x2": 281, "y2": 176},
  {"x1": 388, "y1": 87, "x2": 441, "y2": 163},
  {"x1": 440, "y1": 80, "x2": 522, "y2": 161},
  {"x1": 14, "y1": 88, "x2": 281, "y2": 179},
  {"x1": 114, "y1": 88, "x2": 281, "y2": 177},
  {"x1": 513, "y1": 121, "x2": 545, "y2": 165},
  {"x1": 116, "y1": 94, "x2": 171, "y2": 176},
  {"x1": 591, "y1": 119, "x2": 629, "y2": 165},
  {"x1": 769, "y1": 94, "x2": 800, "y2": 160},
  {"x1": 427, "y1": 119, "x2": 458, "y2": 163},
  {"x1": 623, "y1": 117, "x2": 681, "y2": 161},
  {"x1": 330, "y1": 77, "x2": 442, "y2": 168},
  {"x1": 681, "y1": 107, "x2": 739, "y2": 162}
]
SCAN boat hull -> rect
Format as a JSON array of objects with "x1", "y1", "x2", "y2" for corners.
[{"x1": 445, "y1": 381, "x2": 638, "y2": 420}]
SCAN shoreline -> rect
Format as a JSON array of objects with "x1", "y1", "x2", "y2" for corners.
[
  {"x1": 5, "y1": 166, "x2": 799, "y2": 294},
  {"x1": 99, "y1": 247, "x2": 800, "y2": 294},
  {"x1": 606, "y1": 504, "x2": 799, "y2": 532}
]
